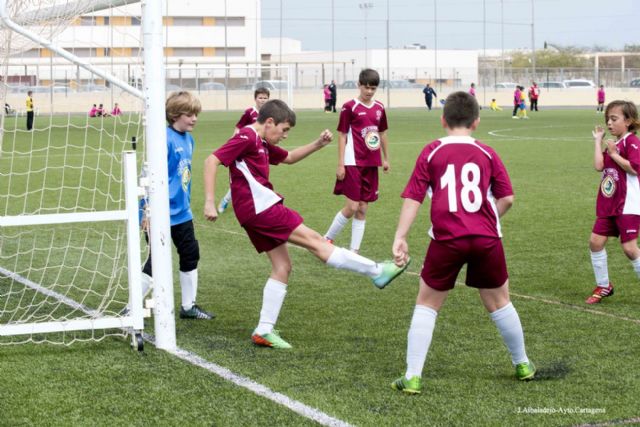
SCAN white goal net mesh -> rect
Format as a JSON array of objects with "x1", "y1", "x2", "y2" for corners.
[{"x1": 0, "y1": 0, "x2": 146, "y2": 345}]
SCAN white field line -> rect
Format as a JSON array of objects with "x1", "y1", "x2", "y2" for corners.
[
  {"x1": 0, "y1": 263, "x2": 352, "y2": 427},
  {"x1": 207, "y1": 226, "x2": 640, "y2": 327}
]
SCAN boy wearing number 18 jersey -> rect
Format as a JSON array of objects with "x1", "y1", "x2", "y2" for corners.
[{"x1": 390, "y1": 91, "x2": 534, "y2": 394}]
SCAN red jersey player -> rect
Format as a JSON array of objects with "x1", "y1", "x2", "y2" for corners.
[
  {"x1": 324, "y1": 68, "x2": 390, "y2": 253},
  {"x1": 218, "y1": 87, "x2": 271, "y2": 214},
  {"x1": 390, "y1": 91, "x2": 535, "y2": 394},
  {"x1": 586, "y1": 100, "x2": 640, "y2": 304},
  {"x1": 203, "y1": 100, "x2": 409, "y2": 349}
]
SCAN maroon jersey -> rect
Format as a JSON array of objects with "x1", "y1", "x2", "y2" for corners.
[
  {"x1": 596, "y1": 133, "x2": 640, "y2": 217},
  {"x1": 213, "y1": 126, "x2": 289, "y2": 225},
  {"x1": 402, "y1": 136, "x2": 513, "y2": 241},
  {"x1": 337, "y1": 98, "x2": 388, "y2": 167},
  {"x1": 235, "y1": 107, "x2": 259, "y2": 130}
]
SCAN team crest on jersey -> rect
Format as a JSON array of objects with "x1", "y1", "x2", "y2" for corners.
[
  {"x1": 364, "y1": 131, "x2": 381, "y2": 150},
  {"x1": 600, "y1": 175, "x2": 616, "y2": 198},
  {"x1": 181, "y1": 167, "x2": 191, "y2": 191}
]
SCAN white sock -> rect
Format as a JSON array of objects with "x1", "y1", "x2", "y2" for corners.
[
  {"x1": 490, "y1": 302, "x2": 528, "y2": 365},
  {"x1": 325, "y1": 211, "x2": 349, "y2": 240},
  {"x1": 350, "y1": 219, "x2": 366, "y2": 252},
  {"x1": 255, "y1": 278, "x2": 287, "y2": 335},
  {"x1": 631, "y1": 257, "x2": 640, "y2": 279},
  {"x1": 141, "y1": 272, "x2": 153, "y2": 299},
  {"x1": 326, "y1": 247, "x2": 382, "y2": 278},
  {"x1": 179, "y1": 269, "x2": 198, "y2": 310},
  {"x1": 591, "y1": 249, "x2": 609, "y2": 287},
  {"x1": 405, "y1": 305, "x2": 438, "y2": 379},
  {"x1": 223, "y1": 189, "x2": 232, "y2": 204}
]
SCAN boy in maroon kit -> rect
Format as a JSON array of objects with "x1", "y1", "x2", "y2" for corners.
[
  {"x1": 324, "y1": 68, "x2": 390, "y2": 253},
  {"x1": 390, "y1": 91, "x2": 535, "y2": 394},
  {"x1": 203, "y1": 100, "x2": 409, "y2": 349}
]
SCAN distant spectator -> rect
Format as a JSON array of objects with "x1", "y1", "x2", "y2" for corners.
[
  {"x1": 4, "y1": 103, "x2": 15, "y2": 115},
  {"x1": 468, "y1": 82, "x2": 476, "y2": 97},
  {"x1": 111, "y1": 103, "x2": 122, "y2": 116},
  {"x1": 328, "y1": 80, "x2": 337, "y2": 113},
  {"x1": 89, "y1": 104, "x2": 98, "y2": 117},
  {"x1": 422, "y1": 83, "x2": 437, "y2": 111},
  {"x1": 596, "y1": 85, "x2": 605, "y2": 113},
  {"x1": 528, "y1": 82, "x2": 540, "y2": 111},
  {"x1": 96, "y1": 103, "x2": 107, "y2": 117},
  {"x1": 323, "y1": 84, "x2": 331, "y2": 113}
]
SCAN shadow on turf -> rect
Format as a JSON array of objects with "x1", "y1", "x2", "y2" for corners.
[{"x1": 531, "y1": 360, "x2": 572, "y2": 381}]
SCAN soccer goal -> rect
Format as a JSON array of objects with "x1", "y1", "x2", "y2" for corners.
[{"x1": 0, "y1": 0, "x2": 176, "y2": 350}]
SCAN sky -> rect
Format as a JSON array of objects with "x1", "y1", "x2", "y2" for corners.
[{"x1": 262, "y1": 0, "x2": 639, "y2": 52}]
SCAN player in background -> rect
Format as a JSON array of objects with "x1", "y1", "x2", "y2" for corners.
[
  {"x1": 596, "y1": 85, "x2": 606, "y2": 113},
  {"x1": 468, "y1": 82, "x2": 476, "y2": 98},
  {"x1": 511, "y1": 86, "x2": 521, "y2": 119},
  {"x1": 217, "y1": 87, "x2": 270, "y2": 214},
  {"x1": 323, "y1": 68, "x2": 390, "y2": 254},
  {"x1": 528, "y1": 82, "x2": 540, "y2": 112},
  {"x1": 586, "y1": 100, "x2": 640, "y2": 304},
  {"x1": 25, "y1": 90, "x2": 34, "y2": 131},
  {"x1": 489, "y1": 99, "x2": 503, "y2": 111},
  {"x1": 203, "y1": 99, "x2": 409, "y2": 349},
  {"x1": 390, "y1": 91, "x2": 535, "y2": 394},
  {"x1": 517, "y1": 86, "x2": 529, "y2": 119},
  {"x1": 140, "y1": 91, "x2": 214, "y2": 320}
]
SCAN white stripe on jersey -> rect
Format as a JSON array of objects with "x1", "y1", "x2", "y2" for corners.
[
  {"x1": 235, "y1": 159, "x2": 282, "y2": 215},
  {"x1": 344, "y1": 128, "x2": 356, "y2": 166},
  {"x1": 426, "y1": 135, "x2": 493, "y2": 163},
  {"x1": 623, "y1": 173, "x2": 640, "y2": 215}
]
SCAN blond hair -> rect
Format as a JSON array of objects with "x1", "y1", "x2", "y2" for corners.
[{"x1": 165, "y1": 91, "x2": 202, "y2": 124}]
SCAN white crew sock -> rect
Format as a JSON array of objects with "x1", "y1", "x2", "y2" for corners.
[
  {"x1": 405, "y1": 305, "x2": 438, "y2": 379},
  {"x1": 179, "y1": 269, "x2": 198, "y2": 310},
  {"x1": 350, "y1": 218, "x2": 366, "y2": 252},
  {"x1": 325, "y1": 247, "x2": 382, "y2": 278},
  {"x1": 631, "y1": 257, "x2": 640, "y2": 279},
  {"x1": 325, "y1": 211, "x2": 350, "y2": 241},
  {"x1": 254, "y1": 278, "x2": 288, "y2": 335},
  {"x1": 590, "y1": 249, "x2": 609, "y2": 287},
  {"x1": 490, "y1": 302, "x2": 528, "y2": 365}
]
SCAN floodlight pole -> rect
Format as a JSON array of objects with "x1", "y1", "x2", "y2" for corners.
[
  {"x1": 531, "y1": 0, "x2": 536, "y2": 79},
  {"x1": 359, "y1": 2, "x2": 373, "y2": 68}
]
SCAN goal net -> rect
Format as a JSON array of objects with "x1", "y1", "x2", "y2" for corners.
[{"x1": 0, "y1": 0, "x2": 162, "y2": 348}]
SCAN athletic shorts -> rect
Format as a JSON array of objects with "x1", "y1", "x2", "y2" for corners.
[
  {"x1": 242, "y1": 202, "x2": 304, "y2": 253},
  {"x1": 421, "y1": 236, "x2": 508, "y2": 291},
  {"x1": 592, "y1": 215, "x2": 640, "y2": 243},
  {"x1": 333, "y1": 165, "x2": 379, "y2": 202}
]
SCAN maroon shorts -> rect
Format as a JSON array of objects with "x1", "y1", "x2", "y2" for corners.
[
  {"x1": 333, "y1": 165, "x2": 379, "y2": 202},
  {"x1": 242, "y1": 202, "x2": 304, "y2": 253},
  {"x1": 421, "y1": 236, "x2": 508, "y2": 291},
  {"x1": 592, "y1": 215, "x2": 640, "y2": 243}
]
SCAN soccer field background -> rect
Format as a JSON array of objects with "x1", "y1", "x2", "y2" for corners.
[{"x1": 1, "y1": 107, "x2": 639, "y2": 426}]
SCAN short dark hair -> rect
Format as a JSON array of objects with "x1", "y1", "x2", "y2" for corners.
[
  {"x1": 605, "y1": 100, "x2": 640, "y2": 133},
  {"x1": 443, "y1": 91, "x2": 479, "y2": 129},
  {"x1": 254, "y1": 87, "x2": 270, "y2": 99},
  {"x1": 358, "y1": 68, "x2": 380, "y2": 87},
  {"x1": 257, "y1": 99, "x2": 296, "y2": 127}
]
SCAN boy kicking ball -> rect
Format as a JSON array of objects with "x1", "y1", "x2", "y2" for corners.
[{"x1": 204, "y1": 99, "x2": 409, "y2": 349}]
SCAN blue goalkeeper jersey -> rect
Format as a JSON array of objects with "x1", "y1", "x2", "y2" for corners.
[{"x1": 166, "y1": 125, "x2": 194, "y2": 226}]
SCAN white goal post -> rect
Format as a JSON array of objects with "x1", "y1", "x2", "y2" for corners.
[{"x1": 0, "y1": 0, "x2": 176, "y2": 350}]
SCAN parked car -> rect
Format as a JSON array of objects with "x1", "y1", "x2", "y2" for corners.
[
  {"x1": 540, "y1": 81, "x2": 567, "y2": 89},
  {"x1": 199, "y1": 82, "x2": 226, "y2": 91},
  {"x1": 252, "y1": 80, "x2": 289, "y2": 91},
  {"x1": 165, "y1": 84, "x2": 182, "y2": 92},
  {"x1": 78, "y1": 83, "x2": 107, "y2": 92},
  {"x1": 629, "y1": 78, "x2": 640, "y2": 87},
  {"x1": 494, "y1": 82, "x2": 518, "y2": 89},
  {"x1": 562, "y1": 79, "x2": 595, "y2": 89},
  {"x1": 341, "y1": 80, "x2": 358, "y2": 89}
]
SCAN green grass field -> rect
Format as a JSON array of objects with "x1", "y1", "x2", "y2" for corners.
[{"x1": 1, "y1": 107, "x2": 639, "y2": 426}]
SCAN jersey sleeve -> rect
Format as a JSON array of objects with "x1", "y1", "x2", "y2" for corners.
[
  {"x1": 336, "y1": 102, "x2": 352, "y2": 133},
  {"x1": 213, "y1": 133, "x2": 254, "y2": 167},
  {"x1": 625, "y1": 135, "x2": 640, "y2": 175},
  {"x1": 401, "y1": 146, "x2": 431, "y2": 203},
  {"x1": 268, "y1": 144, "x2": 289, "y2": 165},
  {"x1": 378, "y1": 107, "x2": 389, "y2": 132},
  {"x1": 489, "y1": 150, "x2": 514, "y2": 199},
  {"x1": 235, "y1": 109, "x2": 251, "y2": 129}
]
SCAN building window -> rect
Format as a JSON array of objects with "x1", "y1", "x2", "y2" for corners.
[
  {"x1": 172, "y1": 17, "x2": 204, "y2": 26},
  {"x1": 214, "y1": 47, "x2": 245, "y2": 57}
]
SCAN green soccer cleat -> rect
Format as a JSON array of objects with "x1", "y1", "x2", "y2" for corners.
[
  {"x1": 372, "y1": 258, "x2": 411, "y2": 289},
  {"x1": 515, "y1": 361, "x2": 536, "y2": 381},
  {"x1": 251, "y1": 330, "x2": 292, "y2": 349},
  {"x1": 391, "y1": 375, "x2": 422, "y2": 394},
  {"x1": 179, "y1": 304, "x2": 215, "y2": 320}
]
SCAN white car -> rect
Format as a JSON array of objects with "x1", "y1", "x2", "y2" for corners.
[
  {"x1": 252, "y1": 80, "x2": 289, "y2": 91},
  {"x1": 495, "y1": 82, "x2": 518, "y2": 89},
  {"x1": 562, "y1": 79, "x2": 596, "y2": 89}
]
